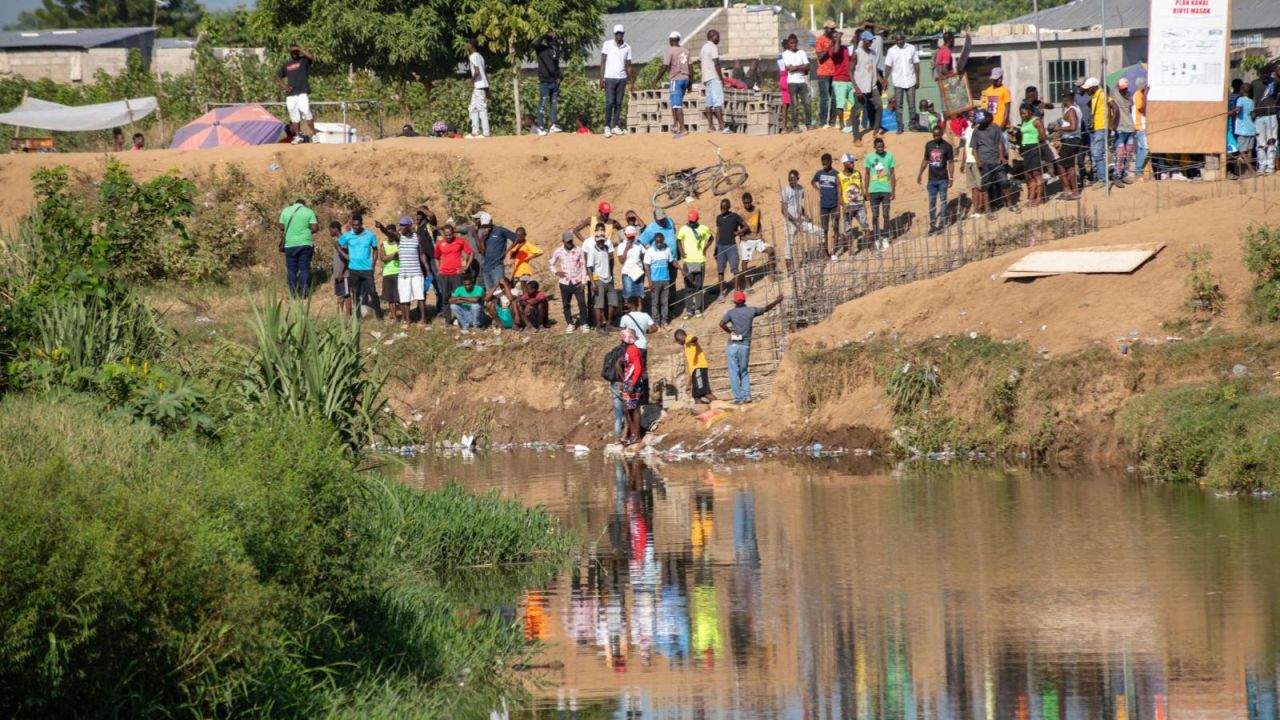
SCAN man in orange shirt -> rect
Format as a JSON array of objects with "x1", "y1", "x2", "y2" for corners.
[
  {"x1": 981, "y1": 67, "x2": 1012, "y2": 131},
  {"x1": 815, "y1": 19, "x2": 838, "y2": 128}
]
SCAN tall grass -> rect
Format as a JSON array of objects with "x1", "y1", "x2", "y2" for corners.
[{"x1": 239, "y1": 298, "x2": 389, "y2": 452}]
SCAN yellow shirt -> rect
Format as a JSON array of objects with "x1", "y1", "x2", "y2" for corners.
[
  {"x1": 743, "y1": 207, "x2": 762, "y2": 237},
  {"x1": 677, "y1": 223, "x2": 711, "y2": 263},
  {"x1": 838, "y1": 169, "x2": 864, "y2": 205},
  {"x1": 981, "y1": 84, "x2": 1012, "y2": 127},
  {"x1": 1133, "y1": 88, "x2": 1147, "y2": 131},
  {"x1": 1090, "y1": 90, "x2": 1109, "y2": 131},
  {"x1": 509, "y1": 241, "x2": 543, "y2": 278},
  {"x1": 683, "y1": 337, "x2": 709, "y2": 372}
]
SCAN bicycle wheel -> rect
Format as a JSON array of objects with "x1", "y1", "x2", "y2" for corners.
[
  {"x1": 691, "y1": 168, "x2": 718, "y2": 195},
  {"x1": 651, "y1": 182, "x2": 689, "y2": 209},
  {"x1": 711, "y1": 164, "x2": 749, "y2": 196}
]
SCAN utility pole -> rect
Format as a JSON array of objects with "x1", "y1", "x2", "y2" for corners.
[
  {"x1": 1101, "y1": 0, "x2": 1112, "y2": 196},
  {"x1": 1033, "y1": 0, "x2": 1044, "y2": 92}
]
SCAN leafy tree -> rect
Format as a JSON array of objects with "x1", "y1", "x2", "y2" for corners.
[
  {"x1": 471, "y1": 1, "x2": 545, "y2": 135},
  {"x1": 252, "y1": 0, "x2": 607, "y2": 85},
  {"x1": 11, "y1": 0, "x2": 204, "y2": 37}
]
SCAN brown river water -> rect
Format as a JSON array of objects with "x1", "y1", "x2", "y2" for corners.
[{"x1": 403, "y1": 451, "x2": 1280, "y2": 719}]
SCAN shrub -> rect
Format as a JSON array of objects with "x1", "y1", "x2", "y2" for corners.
[
  {"x1": 885, "y1": 359, "x2": 942, "y2": 416},
  {"x1": 1185, "y1": 249, "x2": 1225, "y2": 316},
  {"x1": 1242, "y1": 223, "x2": 1280, "y2": 322},
  {"x1": 436, "y1": 157, "x2": 488, "y2": 223}
]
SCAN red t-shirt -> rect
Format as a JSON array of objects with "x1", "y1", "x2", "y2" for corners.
[
  {"x1": 815, "y1": 35, "x2": 835, "y2": 77},
  {"x1": 623, "y1": 345, "x2": 644, "y2": 385},
  {"x1": 936, "y1": 46, "x2": 953, "y2": 75},
  {"x1": 434, "y1": 237, "x2": 473, "y2": 275},
  {"x1": 831, "y1": 45, "x2": 851, "y2": 82}
]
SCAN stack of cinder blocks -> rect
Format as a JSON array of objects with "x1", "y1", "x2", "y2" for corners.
[{"x1": 626, "y1": 87, "x2": 780, "y2": 136}]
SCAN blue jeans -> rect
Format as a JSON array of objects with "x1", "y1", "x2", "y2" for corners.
[
  {"x1": 1135, "y1": 130, "x2": 1148, "y2": 176},
  {"x1": 481, "y1": 264, "x2": 505, "y2": 291},
  {"x1": 454, "y1": 303, "x2": 483, "y2": 329},
  {"x1": 284, "y1": 245, "x2": 313, "y2": 298},
  {"x1": 817, "y1": 76, "x2": 834, "y2": 125},
  {"x1": 1114, "y1": 130, "x2": 1135, "y2": 178},
  {"x1": 537, "y1": 81, "x2": 559, "y2": 127},
  {"x1": 1090, "y1": 131, "x2": 1107, "y2": 183},
  {"x1": 726, "y1": 342, "x2": 751, "y2": 402},
  {"x1": 927, "y1": 179, "x2": 948, "y2": 228},
  {"x1": 611, "y1": 382, "x2": 624, "y2": 440},
  {"x1": 604, "y1": 78, "x2": 626, "y2": 127}
]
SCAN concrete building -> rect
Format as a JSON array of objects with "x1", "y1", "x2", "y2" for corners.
[
  {"x1": 152, "y1": 38, "x2": 265, "y2": 77},
  {"x1": 0, "y1": 27, "x2": 154, "y2": 84},
  {"x1": 969, "y1": 0, "x2": 1278, "y2": 105}
]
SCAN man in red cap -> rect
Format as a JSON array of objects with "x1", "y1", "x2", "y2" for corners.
[
  {"x1": 720, "y1": 290, "x2": 783, "y2": 404},
  {"x1": 575, "y1": 202, "x2": 622, "y2": 325},
  {"x1": 676, "y1": 208, "x2": 711, "y2": 319}
]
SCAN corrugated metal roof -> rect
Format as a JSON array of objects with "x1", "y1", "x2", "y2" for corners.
[
  {"x1": 1006, "y1": 0, "x2": 1275, "y2": 32},
  {"x1": 155, "y1": 38, "x2": 197, "y2": 49},
  {"x1": 0, "y1": 27, "x2": 154, "y2": 50},
  {"x1": 596, "y1": 8, "x2": 721, "y2": 65}
]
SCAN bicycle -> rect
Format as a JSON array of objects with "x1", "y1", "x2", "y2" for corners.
[{"x1": 650, "y1": 142, "x2": 749, "y2": 209}]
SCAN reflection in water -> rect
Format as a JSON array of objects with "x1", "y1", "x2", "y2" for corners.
[{"x1": 403, "y1": 452, "x2": 1280, "y2": 719}]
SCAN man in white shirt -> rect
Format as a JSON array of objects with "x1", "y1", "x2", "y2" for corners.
[
  {"x1": 465, "y1": 39, "x2": 489, "y2": 138},
  {"x1": 884, "y1": 32, "x2": 920, "y2": 134},
  {"x1": 780, "y1": 33, "x2": 811, "y2": 132},
  {"x1": 599, "y1": 25, "x2": 633, "y2": 138},
  {"x1": 847, "y1": 30, "x2": 882, "y2": 143},
  {"x1": 699, "y1": 30, "x2": 726, "y2": 133}
]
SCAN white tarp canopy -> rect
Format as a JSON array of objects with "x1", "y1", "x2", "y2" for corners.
[{"x1": 0, "y1": 96, "x2": 158, "y2": 132}]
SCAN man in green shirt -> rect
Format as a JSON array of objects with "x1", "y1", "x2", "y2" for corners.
[
  {"x1": 449, "y1": 276, "x2": 486, "y2": 333},
  {"x1": 863, "y1": 138, "x2": 896, "y2": 251},
  {"x1": 278, "y1": 199, "x2": 319, "y2": 297}
]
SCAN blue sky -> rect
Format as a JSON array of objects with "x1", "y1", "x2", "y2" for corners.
[{"x1": 1, "y1": 0, "x2": 253, "y2": 28}]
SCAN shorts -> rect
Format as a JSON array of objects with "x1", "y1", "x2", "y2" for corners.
[
  {"x1": 622, "y1": 275, "x2": 645, "y2": 299},
  {"x1": 715, "y1": 244, "x2": 739, "y2": 274},
  {"x1": 670, "y1": 79, "x2": 690, "y2": 109},
  {"x1": 397, "y1": 274, "x2": 425, "y2": 302},
  {"x1": 1237, "y1": 135, "x2": 1257, "y2": 152},
  {"x1": 691, "y1": 367, "x2": 711, "y2": 398},
  {"x1": 783, "y1": 220, "x2": 799, "y2": 260},
  {"x1": 334, "y1": 277, "x2": 349, "y2": 298},
  {"x1": 381, "y1": 275, "x2": 399, "y2": 304},
  {"x1": 1059, "y1": 136, "x2": 1083, "y2": 164},
  {"x1": 832, "y1": 81, "x2": 853, "y2": 114},
  {"x1": 820, "y1": 206, "x2": 839, "y2": 235},
  {"x1": 481, "y1": 264, "x2": 505, "y2": 291},
  {"x1": 704, "y1": 78, "x2": 724, "y2": 109},
  {"x1": 622, "y1": 382, "x2": 642, "y2": 411},
  {"x1": 1020, "y1": 143, "x2": 1042, "y2": 176},
  {"x1": 286, "y1": 93, "x2": 312, "y2": 123},
  {"x1": 592, "y1": 279, "x2": 614, "y2": 309},
  {"x1": 965, "y1": 162, "x2": 982, "y2": 190},
  {"x1": 740, "y1": 237, "x2": 768, "y2": 262},
  {"x1": 979, "y1": 164, "x2": 1008, "y2": 195}
]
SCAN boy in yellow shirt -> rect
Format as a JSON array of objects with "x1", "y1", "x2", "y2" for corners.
[{"x1": 674, "y1": 328, "x2": 717, "y2": 404}]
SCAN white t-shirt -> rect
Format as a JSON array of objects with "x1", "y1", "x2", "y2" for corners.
[
  {"x1": 699, "y1": 41, "x2": 719, "y2": 84},
  {"x1": 884, "y1": 43, "x2": 919, "y2": 89},
  {"x1": 469, "y1": 52, "x2": 488, "y2": 89},
  {"x1": 620, "y1": 311, "x2": 655, "y2": 350},
  {"x1": 602, "y1": 40, "x2": 632, "y2": 80},
  {"x1": 617, "y1": 240, "x2": 645, "y2": 281},
  {"x1": 781, "y1": 49, "x2": 809, "y2": 85}
]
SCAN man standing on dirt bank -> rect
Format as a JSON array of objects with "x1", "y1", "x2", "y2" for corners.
[
  {"x1": 277, "y1": 44, "x2": 315, "y2": 144},
  {"x1": 433, "y1": 225, "x2": 474, "y2": 324},
  {"x1": 467, "y1": 211, "x2": 516, "y2": 291},
  {"x1": 720, "y1": 291, "x2": 783, "y2": 404},
  {"x1": 884, "y1": 32, "x2": 920, "y2": 134},
  {"x1": 655, "y1": 32, "x2": 691, "y2": 138},
  {"x1": 600, "y1": 25, "x2": 633, "y2": 138},
  {"x1": 532, "y1": 30, "x2": 563, "y2": 135},
  {"x1": 465, "y1": 39, "x2": 490, "y2": 138},
  {"x1": 700, "y1": 30, "x2": 726, "y2": 133},
  {"x1": 278, "y1": 198, "x2": 318, "y2": 297},
  {"x1": 339, "y1": 213, "x2": 381, "y2": 320},
  {"x1": 814, "y1": 20, "x2": 838, "y2": 128},
  {"x1": 677, "y1": 209, "x2": 712, "y2": 319}
]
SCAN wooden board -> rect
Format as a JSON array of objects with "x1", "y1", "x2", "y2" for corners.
[
  {"x1": 938, "y1": 72, "x2": 976, "y2": 118},
  {"x1": 1002, "y1": 243, "x2": 1165, "y2": 279},
  {"x1": 1147, "y1": 100, "x2": 1227, "y2": 154}
]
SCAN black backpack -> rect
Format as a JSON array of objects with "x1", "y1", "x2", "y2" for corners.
[{"x1": 602, "y1": 343, "x2": 626, "y2": 382}]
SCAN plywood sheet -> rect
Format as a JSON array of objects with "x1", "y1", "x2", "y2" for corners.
[
  {"x1": 1002, "y1": 243, "x2": 1165, "y2": 279},
  {"x1": 1147, "y1": 101, "x2": 1227, "y2": 155}
]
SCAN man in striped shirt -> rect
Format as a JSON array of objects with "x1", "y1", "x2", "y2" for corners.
[{"x1": 379, "y1": 216, "x2": 429, "y2": 326}]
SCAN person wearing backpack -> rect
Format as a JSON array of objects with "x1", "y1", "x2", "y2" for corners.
[
  {"x1": 615, "y1": 328, "x2": 645, "y2": 446},
  {"x1": 601, "y1": 340, "x2": 628, "y2": 443},
  {"x1": 618, "y1": 297, "x2": 655, "y2": 404}
]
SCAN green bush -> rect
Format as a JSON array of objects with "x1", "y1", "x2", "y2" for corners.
[
  {"x1": 0, "y1": 394, "x2": 572, "y2": 717},
  {"x1": 1242, "y1": 224, "x2": 1280, "y2": 322},
  {"x1": 1185, "y1": 249, "x2": 1225, "y2": 316},
  {"x1": 885, "y1": 359, "x2": 942, "y2": 416}
]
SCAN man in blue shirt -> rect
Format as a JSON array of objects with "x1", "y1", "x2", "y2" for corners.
[
  {"x1": 639, "y1": 206, "x2": 677, "y2": 253},
  {"x1": 467, "y1": 211, "x2": 518, "y2": 291},
  {"x1": 811, "y1": 152, "x2": 840, "y2": 259},
  {"x1": 338, "y1": 213, "x2": 382, "y2": 320}
]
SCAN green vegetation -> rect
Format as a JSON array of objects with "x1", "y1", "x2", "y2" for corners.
[
  {"x1": 1117, "y1": 380, "x2": 1280, "y2": 492},
  {"x1": 1185, "y1": 249, "x2": 1225, "y2": 316},
  {"x1": 0, "y1": 166, "x2": 574, "y2": 715},
  {"x1": 885, "y1": 359, "x2": 942, "y2": 415},
  {"x1": 1243, "y1": 224, "x2": 1280, "y2": 322},
  {"x1": 9, "y1": 0, "x2": 203, "y2": 35}
]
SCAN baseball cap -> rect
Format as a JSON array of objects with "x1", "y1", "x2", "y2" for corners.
[
  {"x1": 687, "y1": 209, "x2": 700, "y2": 222},
  {"x1": 598, "y1": 201, "x2": 612, "y2": 215},
  {"x1": 860, "y1": 30, "x2": 874, "y2": 41},
  {"x1": 733, "y1": 290, "x2": 747, "y2": 304},
  {"x1": 624, "y1": 225, "x2": 638, "y2": 237},
  {"x1": 669, "y1": 31, "x2": 681, "y2": 40},
  {"x1": 823, "y1": 19, "x2": 836, "y2": 29},
  {"x1": 990, "y1": 67, "x2": 1004, "y2": 80},
  {"x1": 840, "y1": 152, "x2": 856, "y2": 164},
  {"x1": 654, "y1": 207, "x2": 667, "y2": 220},
  {"x1": 471, "y1": 211, "x2": 492, "y2": 225},
  {"x1": 561, "y1": 230, "x2": 575, "y2": 243},
  {"x1": 613, "y1": 24, "x2": 625, "y2": 34},
  {"x1": 398, "y1": 216, "x2": 413, "y2": 226},
  {"x1": 1082, "y1": 77, "x2": 1100, "y2": 89},
  {"x1": 974, "y1": 110, "x2": 988, "y2": 123}
]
